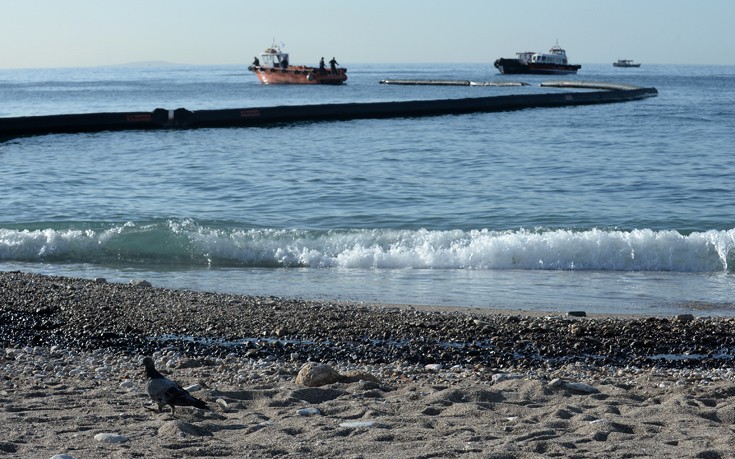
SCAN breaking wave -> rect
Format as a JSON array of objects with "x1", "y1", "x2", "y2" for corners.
[{"x1": 2, "y1": 219, "x2": 734, "y2": 273}]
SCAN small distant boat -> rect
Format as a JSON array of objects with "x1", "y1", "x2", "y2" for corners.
[
  {"x1": 494, "y1": 43, "x2": 581, "y2": 75},
  {"x1": 613, "y1": 59, "x2": 641, "y2": 68},
  {"x1": 247, "y1": 43, "x2": 347, "y2": 85}
]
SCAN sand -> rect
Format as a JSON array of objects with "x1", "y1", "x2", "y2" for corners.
[{"x1": 1, "y1": 271, "x2": 735, "y2": 458}]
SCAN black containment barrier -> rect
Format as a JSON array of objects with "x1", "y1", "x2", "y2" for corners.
[
  {"x1": 0, "y1": 82, "x2": 657, "y2": 140},
  {"x1": 1, "y1": 109, "x2": 172, "y2": 139},
  {"x1": 379, "y1": 79, "x2": 529, "y2": 86}
]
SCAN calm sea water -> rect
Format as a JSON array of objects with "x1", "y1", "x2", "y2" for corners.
[{"x1": 2, "y1": 62, "x2": 735, "y2": 316}]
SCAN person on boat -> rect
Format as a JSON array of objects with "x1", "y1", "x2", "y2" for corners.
[
  {"x1": 329, "y1": 57, "x2": 339, "y2": 74},
  {"x1": 319, "y1": 57, "x2": 326, "y2": 72},
  {"x1": 280, "y1": 56, "x2": 289, "y2": 69},
  {"x1": 252, "y1": 57, "x2": 259, "y2": 66}
]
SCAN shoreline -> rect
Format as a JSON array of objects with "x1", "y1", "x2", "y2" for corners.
[
  {"x1": 3, "y1": 271, "x2": 733, "y2": 371},
  {"x1": 2, "y1": 270, "x2": 735, "y2": 458}
]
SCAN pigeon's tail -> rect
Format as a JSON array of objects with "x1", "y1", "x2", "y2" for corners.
[
  {"x1": 182, "y1": 394, "x2": 209, "y2": 410},
  {"x1": 191, "y1": 398, "x2": 209, "y2": 410}
]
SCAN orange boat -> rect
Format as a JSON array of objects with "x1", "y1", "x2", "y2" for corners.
[{"x1": 248, "y1": 44, "x2": 347, "y2": 85}]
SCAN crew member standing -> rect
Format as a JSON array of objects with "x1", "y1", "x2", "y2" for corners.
[{"x1": 329, "y1": 57, "x2": 339, "y2": 74}]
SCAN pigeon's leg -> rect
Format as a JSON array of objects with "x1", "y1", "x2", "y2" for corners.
[{"x1": 169, "y1": 404, "x2": 176, "y2": 416}]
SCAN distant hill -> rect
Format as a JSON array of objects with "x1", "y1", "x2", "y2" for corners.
[{"x1": 114, "y1": 61, "x2": 187, "y2": 67}]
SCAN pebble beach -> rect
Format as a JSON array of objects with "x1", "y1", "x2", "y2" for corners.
[{"x1": 2, "y1": 270, "x2": 735, "y2": 458}]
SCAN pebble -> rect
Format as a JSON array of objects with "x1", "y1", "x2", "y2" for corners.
[
  {"x1": 129, "y1": 279, "x2": 152, "y2": 287},
  {"x1": 549, "y1": 378, "x2": 600, "y2": 394},
  {"x1": 50, "y1": 455, "x2": 76, "y2": 459},
  {"x1": 548, "y1": 378, "x2": 564, "y2": 388},
  {"x1": 184, "y1": 383, "x2": 202, "y2": 392},
  {"x1": 339, "y1": 421, "x2": 375, "y2": 428},
  {"x1": 119, "y1": 380, "x2": 135, "y2": 391},
  {"x1": 675, "y1": 314, "x2": 695, "y2": 322},
  {"x1": 2, "y1": 271, "x2": 735, "y2": 395},
  {"x1": 562, "y1": 381, "x2": 600, "y2": 394},
  {"x1": 93, "y1": 433, "x2": 128, "y2": 443},
  {"x1": 297, "y1": 407, "x2": 321, "y2": 416},
  {"x1": 216, "y1": 398, "x2": 229, "y2": 410},
  {"x1": 492, "y1": 373, "x2": 524, "y2": 383}
]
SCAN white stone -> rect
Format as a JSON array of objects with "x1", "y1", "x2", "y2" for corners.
[
  {"x1": 492, "y1": 373, "x2": 523, "y2": 383},
  {"x1": 119, "y1": 380, "x2": 135, "y2": 391},
  {"x1": 424, "y1": 364, "x2": 443, "y2": 371},
  {"x1": 564, "y1": 381, "x2": 600, "y2": 394},
  {"x1": 129, "y1": 279, "x2": 152, "y2": 287},
  {"x1": 94, "y1": 433, "x2": 128, "y2": 443},
  {"x1": 297, "y1": 407, "x2": 321, "y2": 416},
  {"x1": 339, "y1": 421, "x2": 375, "y2": 428},
  {"x1": 183, "y1": 383, "x2": 201, "y2": 392},
  {"x1": 50, "y1": 455, "x2": 76, "y2": 459}
]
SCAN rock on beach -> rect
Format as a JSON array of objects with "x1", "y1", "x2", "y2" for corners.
[{"x1": 93, "y1": 433, "x2": 128, "y2": 443}]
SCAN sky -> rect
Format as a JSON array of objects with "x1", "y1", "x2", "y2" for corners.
[{"x1": 1, "y1": 0, "x2": 733, "y2": 69}]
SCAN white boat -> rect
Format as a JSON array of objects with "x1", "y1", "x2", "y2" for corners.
[
  {"x1": 494, "y1": 43, "x2": 581, "y2": 75},
  {"x1": 613, "y1": 59, "x2": 641, "y2": 68}
]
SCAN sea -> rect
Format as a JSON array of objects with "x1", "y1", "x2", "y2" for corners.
[{"x1": 2, "y1": 62, "x2": 735, "y2": 316}]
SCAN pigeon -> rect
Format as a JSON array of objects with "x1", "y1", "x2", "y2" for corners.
[{"x1": 142, "y1": 357, "x2": 208, "y2": 415}]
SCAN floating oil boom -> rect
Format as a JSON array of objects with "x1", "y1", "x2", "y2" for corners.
[{"x1": 1, "y1": 82, "x2": 657, "y2": 140}]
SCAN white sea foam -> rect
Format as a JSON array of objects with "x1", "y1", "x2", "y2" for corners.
[{"x1": 2, "y1": 221, "x2": 734, "y2": 273}]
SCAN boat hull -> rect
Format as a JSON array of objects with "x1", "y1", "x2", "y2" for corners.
[
  {"x1": 494, "y1": 58, "x2": 581, "y2": 75},
  {"x1": 613, "y1": 63, "x2": 641, "y2": 68},
  {"x1": 248, "y1": 65, "x2": 347, "y2": 84}
]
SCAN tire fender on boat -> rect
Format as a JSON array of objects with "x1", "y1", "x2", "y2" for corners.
[{"x1": 307, "y1": 73, "x2": 315, "y2": 81}]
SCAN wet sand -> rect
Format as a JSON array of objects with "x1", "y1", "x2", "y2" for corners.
[{"x1": 2, "y1": 271, "x2": 734, "y2": 458}]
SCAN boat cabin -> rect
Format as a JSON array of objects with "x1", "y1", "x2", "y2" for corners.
[
  {"x1": 515, "y1": 52, "x2": 536, "y2": 65},
  {"x1": 259, "y1": 47, "x2": 289, "y2": 68},
  {"x1": 530, "y1": 45, "x2": 569, "y2": 65},
  {"x1": 515, "y1": 45, "x2": 569, "y2": 66}
]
